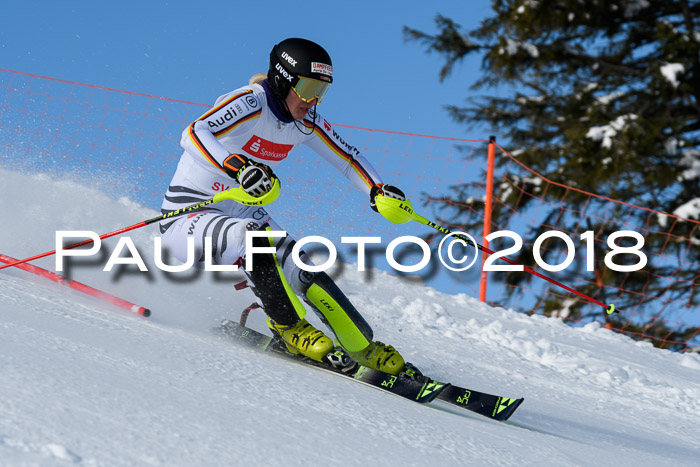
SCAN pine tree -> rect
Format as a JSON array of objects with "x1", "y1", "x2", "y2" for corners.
[{"x1": 405, "y1": 0, "x2": 700, "y2": 349}]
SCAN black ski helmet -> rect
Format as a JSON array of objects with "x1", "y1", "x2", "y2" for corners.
[{"x1": 268, "y1": 38, "x2": 333, "y2": 102}]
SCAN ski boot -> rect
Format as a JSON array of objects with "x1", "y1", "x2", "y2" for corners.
[
  {"x1": 267, "y1": 317, "x2": 334, "y2": 363},
  {"x1": 347, "y1": 341, "x2": 405, "y2": 375}
]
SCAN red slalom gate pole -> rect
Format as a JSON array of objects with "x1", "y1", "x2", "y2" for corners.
[
  {"x1": 480, "y1": 136, "x2": 497, "y2": 303},
  {"x1": 0, "y1": 253, "x2": 150, "y2": 317},
  {"x1": 375, "y1": 195, "x2": 617, "y2": 315}
]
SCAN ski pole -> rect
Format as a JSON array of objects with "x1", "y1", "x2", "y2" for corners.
[
  {"x1": 375, "y1": 195, "x2": 616, "y2": 314},
  {"x1": 0, "y1": 179, "x2": 282, "y2": 272}
]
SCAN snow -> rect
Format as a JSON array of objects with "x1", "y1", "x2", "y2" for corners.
[
  {"x1": 516, "y1": 0, "x2": 539, "y2": 15},
  {"x1": 673, "y1": 198, "x2": 700, "y2": 221},
  {"x1": 657, "y1": 212, "x2": 670, "y2": 228},
  {"x1": 498, "y1": 180, "x2": 514, "y2": 202},
  {"x1": 595, "y1": 90, "x2": 627, "y2": 106},
  {"x1": 1, "y1": 168, "x2": 700, "y2": 466},
  {"x1": 516, "y1": 95, "x2": 545, "y2": 104},
  {"x1": 624, "y1": 0, "x2": 650, "y2": 18},
  {"x1": 554, "y1": 298, "x2": 576, "y2": 319},
  {"x1": 660, "y1": 63, "x2": 685, "y2": 88},
  {"x1": 500, "y1": 39, "x2": 540, "y2": 58},
  {"x1": 679, "y1": 149, "x2": 700, "y2": 181},
  {"x1": 585, "y1": 114, "x2": 638, "y2": 149}
]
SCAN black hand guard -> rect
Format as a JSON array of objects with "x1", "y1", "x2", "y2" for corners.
[{"x1": 370, "y1": 184, "x2": 406, "y2": 212}]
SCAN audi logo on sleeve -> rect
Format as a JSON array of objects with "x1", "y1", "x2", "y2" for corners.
[{"x1": 242, "y1": 135, "x2": 294, "y2": 161}]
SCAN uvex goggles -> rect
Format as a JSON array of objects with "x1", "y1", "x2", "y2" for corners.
[{"x1": 292, "y1": 77, "x2": 331, "y2": 104}]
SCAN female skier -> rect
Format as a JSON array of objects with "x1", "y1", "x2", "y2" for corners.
[{"x1": 160, "y1": 38, "x2": 407, "y2": 374}]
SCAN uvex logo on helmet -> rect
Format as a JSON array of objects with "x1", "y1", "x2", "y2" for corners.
[
  {"x1": 281, "y1": 51, "x2": 297, "y2": 67},
  {"x1": 275, "y1": 63, "x2": 294, "y2": 82}
]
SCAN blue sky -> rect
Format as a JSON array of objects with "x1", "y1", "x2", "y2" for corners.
[
  {"x1": 0, "y1": 0, "x2": 494, "y2": 139},
  {"x1": 3, "y1": 1, "x2": 698, "y2": 340},
  {"x1": 0, "y1": 0, "x2": 497, "y2": 299}
]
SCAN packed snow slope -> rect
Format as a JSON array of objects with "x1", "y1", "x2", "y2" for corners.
[{"x1": 1, "y1": 169, "x2": 699, "y2": 466}]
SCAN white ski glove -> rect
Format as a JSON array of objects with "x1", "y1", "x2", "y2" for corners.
[{"x1": 223, "y1": 153, "x2": 276, "y2": 197}]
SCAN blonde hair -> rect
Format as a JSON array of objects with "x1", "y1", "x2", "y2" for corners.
[{"x1": 249, "y1": 73, "x2": 268, "y2": 85}]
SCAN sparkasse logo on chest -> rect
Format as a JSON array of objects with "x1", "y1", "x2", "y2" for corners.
[{"x1": 242, "y1": 135, "x2": 294, "y2": 161}]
